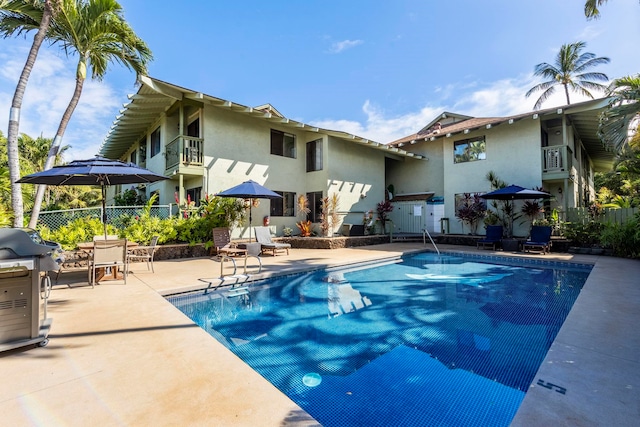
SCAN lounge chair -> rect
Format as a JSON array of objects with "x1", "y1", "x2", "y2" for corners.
[
  {"x1": 212, "y1": 228, "x2": 247, "y2": 258},
  {"x1": 522, "y1": 226, "x2": 552, "y2": 254},
  {"x1": 476, "y1": 225, "x2": 503, "y2": 250},
  {"x1": 254, "y1": 226, "x2": 291, "y2": 256}
]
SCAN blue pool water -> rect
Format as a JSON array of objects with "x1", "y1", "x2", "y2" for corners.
[{"x1": 168, "y1": 252, "x2": 592, "y2": 426}]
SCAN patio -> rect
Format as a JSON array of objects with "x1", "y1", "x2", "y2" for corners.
[{"x1": 1, "y1": 243, "x2": 638, "y2": 426}]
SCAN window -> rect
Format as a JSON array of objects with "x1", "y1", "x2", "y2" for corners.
[
  {"x1": 130, "y1": 150, "x2": 136, "y2": 164},
  {"x1": 454, "y1": 136, "x2": 486, "y2": 163},
  {"x1": 270, "y1": 191, "x2": 295, "y2": 217},
  {"x1": 271, "y1": 129, "x2": 296, "y2": 158},
  {"x1": 306, "y1": 191, "x2": 323, "y2": 223},
  {"x1": 306, "y1": 139, "x2": 323, "y2": 172},
  {"x1": 150, "y1": 127, "x2": 161, "y2": 157}
]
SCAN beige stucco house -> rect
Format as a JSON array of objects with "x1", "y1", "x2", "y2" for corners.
[
  {"x1": 99, "y1": 76, "x2": 424, "y2": 238},
  {"x1": 385, "y1": 98, "x2": 615, "y2": 236}
]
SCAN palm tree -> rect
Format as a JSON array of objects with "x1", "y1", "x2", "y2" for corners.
[
  {"x1": 598, "y1": 74, "x2": 640, "y2": 152},
  {"x1": 23, "y1": 0, "x2": 152, "y2": 228},
  {"x1": 525, "y1": 41, "x2": 610, "y2": 110},
  {"x1": 1, "y1": 0, "x2": 57, "y2": 227},
  {"x1": 585, "y1": 0, "x2": 609, "y2": 19}
]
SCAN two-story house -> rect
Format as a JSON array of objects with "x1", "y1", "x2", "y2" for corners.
[
  {"x1": 385, "y1": 98, "x2": 615, "y2": 236},
  {"x1": 99, "y1": 76, "x2": 424, "y2": 238}
]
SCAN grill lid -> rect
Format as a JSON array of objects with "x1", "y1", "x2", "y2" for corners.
[{"x1": 0, "y1": 228, "x2": 58, "y2": 259}]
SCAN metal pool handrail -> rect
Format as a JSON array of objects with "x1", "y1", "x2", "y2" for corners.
[{"x1": 422, "y1": 228, "x2": 440, "y2": 255}]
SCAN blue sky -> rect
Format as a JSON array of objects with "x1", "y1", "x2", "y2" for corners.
[{"x1": 1, "y1": 0, "x2": 638, "y2": 160}]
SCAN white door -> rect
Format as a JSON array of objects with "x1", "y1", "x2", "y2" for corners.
[{"x1": 389, "y1": 201, "x2": 428, "y2": 233}]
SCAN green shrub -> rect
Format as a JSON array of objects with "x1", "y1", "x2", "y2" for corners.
[
  {"x1": 600, "y1": 214, "x2": 640, "y2": 258},
  {"x1": 562, "y1": 221, "x2": 604, "y2": 247},
  {"x1": 37, "y1": 194, "x2": 247, "y2": 250}
]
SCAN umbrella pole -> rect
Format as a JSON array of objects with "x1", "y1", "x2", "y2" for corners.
[
  {"x1": 102, "y1": 186, "x2": 108, "y2": 239},
  {"x1": 249, "y1": 198, "x2": 252, "y2": 243}
]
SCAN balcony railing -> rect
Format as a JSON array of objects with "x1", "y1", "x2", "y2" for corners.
[
  {"x1": 542, "y1": 145, "x2": 569, "y2": 173},
  {"x1": 166, "y1": 136, "x2": 204, "y2": 170}
]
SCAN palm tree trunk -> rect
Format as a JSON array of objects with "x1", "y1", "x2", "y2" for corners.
[
  {"x1": 28, "y1": 74, "x2": 85, "y2": 229},
  {"x1": 563, "y1": 83, "x2": 571, "y2": 105},
  {"x1": 8, "y1": 0, "x2": 53, "y2": 227}
]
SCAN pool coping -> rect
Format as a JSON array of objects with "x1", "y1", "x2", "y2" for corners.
[{"x1": 1, "y1": 243, "x2": 638, "y2": 426}]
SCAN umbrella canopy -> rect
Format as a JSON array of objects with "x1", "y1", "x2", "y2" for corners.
[
  {"x1": 480, "y1": 185, "x2": 551, "y2": 237},
  {"x1": 217, "y1": 180, "x2": 282, "y2": 242},
  {"x1": 479, "y1": 185, "x2": 551, "y2": 201},
  {"x1": 17, "y1": 156, "x2": 168, "y2": 237}
]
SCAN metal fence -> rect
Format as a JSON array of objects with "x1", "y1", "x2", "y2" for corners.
[
  {"x1": 566, "y1": 207, "x2": 638, "y2": 225},
  {"x1": 37, "y1": 204, "x2": 175, "y2": 230}
]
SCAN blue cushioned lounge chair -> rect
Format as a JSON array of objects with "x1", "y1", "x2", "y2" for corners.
[
  {"x1": 477, "y1": 225, "x2": 503, "y2": 250},
  {"x1": 522, "y1": 226, "x2": 552, "y2": 254}
]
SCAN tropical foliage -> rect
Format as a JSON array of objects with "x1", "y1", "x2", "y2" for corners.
[
  {"x1": 38, "y1": 193, "x2": 246, "y2": 250},
  {"x1": 598, "y1": 74, "x2": 640, "y2": 153},
  {"x1": 0, "y1": 0, "x2": 153, "y2": 228},
  {"x1": 455, "y1": 193, "x2": 486, "y2": 235},
  {"x1": 0, "y1": 0, "x2": 56, "y2": 227},
  {"x1": 595, "y1": 146, "x2": 640, "y2": 208},
  {"x1": 375, "y1": 200, "x2": 394, "y2": 234},
  {"x1": 525, "y1": 41, "x2": 609, "y2": 110}
]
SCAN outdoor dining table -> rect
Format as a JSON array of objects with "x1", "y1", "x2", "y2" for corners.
[{"x1": 77, "y1": 240, "x2": 138, "y2": 283}]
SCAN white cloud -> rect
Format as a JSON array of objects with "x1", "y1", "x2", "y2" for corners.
[
  {"x1": 311, "y1": 100, "x2": 440, "y2": 143},
  {"x1": 328, "y1": 39, "x2": 363, "y2": 54},
  {"x1": 0, "y1": 44, "x2": 122, "y2": 161},
  {"x1": 311, "y1": 75, "x2": 603, "y2": 144}
]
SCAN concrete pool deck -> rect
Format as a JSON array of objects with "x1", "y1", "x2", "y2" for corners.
[{"x1": 1, "y1": 243, "x2": 638, "y2": 426}]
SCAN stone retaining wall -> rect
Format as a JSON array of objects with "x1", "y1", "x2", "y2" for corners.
[{"x1": 60, "y1": 234, "x2": 575, "y2": 269}]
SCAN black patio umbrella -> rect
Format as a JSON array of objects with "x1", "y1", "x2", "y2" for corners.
[
  {"x1": 480, "y1": 185, "x2": 551, "y2": 237},
  {"x1": 216, "y1": 179, "x2": 282, "y2": 242},
  {"x1": 17, "y1": 156, "x2": 169, "y2": 238}
]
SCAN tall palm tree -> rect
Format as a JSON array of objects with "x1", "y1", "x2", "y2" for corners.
[
  {"x1": 525, "y1": 41, "x2": 610, "y2": 110},
  {"x1": 0, "y1": 0, "x2": 57, "y2": 227},
  {"x1": 599, "y1": 74, "x2": 640, "y2": 152},
  {"x1": 23, "y1": 0, "x2": 152, "y2": 228}
]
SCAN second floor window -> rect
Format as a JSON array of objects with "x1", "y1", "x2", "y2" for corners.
[
  {"x1": 306, "y1": 139, "x2": 323, "y2": 172},
  {"x1": 151, "y1": 127, "x2": 161, "y2": 157},
  {"x1": 271, "y1": 129, "x2": 296, "y2": 158},
  {"x1": 130, "y1": 149, "x2": 137, "y2": 164},
  {"x1": 454, "y1": 136, "x2": 486, "y2": 163},
  {"x1": 270, "y1": 191, "x2": 295, "y2": 217}
]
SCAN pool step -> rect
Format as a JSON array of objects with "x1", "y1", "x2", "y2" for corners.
[{"x1": 226, "y1": 286, "x2": 249, "y2": 297}]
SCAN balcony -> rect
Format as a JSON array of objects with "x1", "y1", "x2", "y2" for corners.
[
  {"x1": 542, "y1": 145, "x2": 572, "y2": 180},
  {"x1": 165, "y1": 135, "x2": 204, "y2": 176}
]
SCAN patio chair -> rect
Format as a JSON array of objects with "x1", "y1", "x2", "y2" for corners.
[
  {"x1": 212, "y1": 228, "x2": 247, "y2": 258},
  {"x1": 476, "y1": 225, "x2": 503, "y2": 250},
  {"x1": 127, "y1": 236, "x2": 159, "y2": 273},
  {"x1": 522, "y1": 226, "x2": 553, "y2": 254},
  {"x1": 89, "y1": 238, "x2": 128, "y2": 287},
  {"x1": 254, "y1": 226, "x2": 291, "y2": 256}
]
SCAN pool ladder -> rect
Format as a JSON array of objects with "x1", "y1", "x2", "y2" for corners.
[
  {"x1": 201, "y1": 254, "x2": 262, "y2": 295},
  {"x1": 422, "y1": 228, "x2": 440, "y2": 255}
]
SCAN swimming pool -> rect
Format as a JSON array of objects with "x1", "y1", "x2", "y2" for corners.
[{"x1": 168, "y1": 252, "x2": 592, "y2": 426}]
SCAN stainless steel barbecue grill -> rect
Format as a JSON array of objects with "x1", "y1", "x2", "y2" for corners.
[{"x1": 0, "y1": 228, "x2": 61, "y2": 352}]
